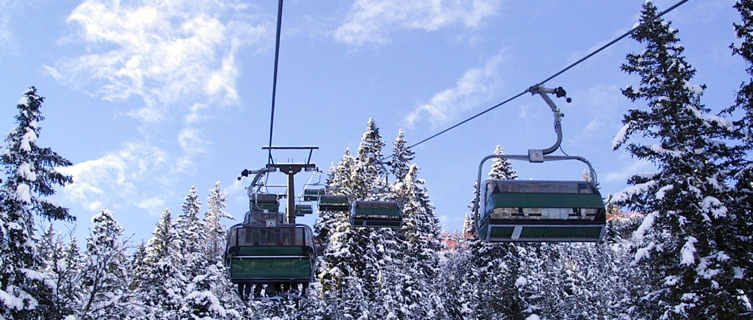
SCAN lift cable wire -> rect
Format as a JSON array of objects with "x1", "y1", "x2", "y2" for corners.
[
  {"x1": 267, "y1": 0, "x2": 284, "y2": 165},
  {"x1": 378, "y1": 0, "x2": 688, "y2": 162}
]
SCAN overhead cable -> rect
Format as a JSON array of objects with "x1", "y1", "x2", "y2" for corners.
[
  {"x1": 380, "y1": 0, "x2": 688, "y2": 161},
  {"x1": 267, "y1": 0, "x2": 284, "y2": 164}
]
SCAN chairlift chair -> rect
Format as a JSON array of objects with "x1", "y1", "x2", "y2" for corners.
[
  {"x1": 318, "y1": 194, "x2": 351, "y2": 212},
  {"x1": 473, "y1": 86, "x2": 606, "y2": 242},
  {"x1": 294, "y1": 204, "x2": 313, "y2": 217},
  {"x1": 350, "y1": 200, "x2": 402, "y2": 228}
]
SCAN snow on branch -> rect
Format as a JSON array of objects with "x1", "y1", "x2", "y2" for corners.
[
  {"x1": 680, "y1": 236, "x2": 697, "y2": 266},
  {"x1": 612, "y1": 121, "x2": 634, "y2": 150}
]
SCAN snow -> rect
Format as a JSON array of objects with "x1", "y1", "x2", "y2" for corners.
[
  {"x1": 664, "y1": 275, "x2": 680, "y2": 286},
  {"x1": 680, "y1": 236, "x2": 697, "y2": 266},
  {"x1": 612, "y1": 121, "x2": 633, "y2": 149},
  {"x1": 656, "y1": 185, "x2": 673, "y2": 200},
  {"x1": 733, "y1": 267, "x2": 744, "y2": 279},
  {"x1": 20, "y1": 127, "x2": 37, "y2": 152},
  {"x1": 525, "y1": 315, "x2": 541, "y2": 320},
  {"x1": 17, "y1": 162, "x2": 36, "y2": 182},
  {"x1": 632, "y1": 211, "x2": 656, "y2": 243},
  {"x1": 649, "y1": 144, "x2": 682, "y2": 158},
  {"x1": 515, "y1": 276, "x2": 527, "y2": 288},
  {"x1": 701, "y1": 196, "x2": 727, "y2": 219},
  {"x1": 685, "y1": 104, "x2": 733, "y2": 130},
  {"x1": 15, "y1": 183, "x2": 31, "y2": 203},
  {"x1": 17, "y1": 96, "x2": 29, "y2": 106},
  {"x1": 0, "y1": 288, "x2": 24, "y2": 310},
  {"x1": 613, "y1": 181, "x2": 657, "y2": 203}
]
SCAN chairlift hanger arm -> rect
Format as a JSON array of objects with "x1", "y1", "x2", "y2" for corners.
[{"x1": 527, "y1": 85, "x2": 571, "y2": 158}]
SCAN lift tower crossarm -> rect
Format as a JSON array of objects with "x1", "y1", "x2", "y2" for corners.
[{"x1": 262, "y1": 146, "x2": 319, "y2": 224}]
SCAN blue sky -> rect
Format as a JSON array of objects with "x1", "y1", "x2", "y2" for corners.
[{"x1": 0, "y1": 0, "x2": 745, "y2": 244}]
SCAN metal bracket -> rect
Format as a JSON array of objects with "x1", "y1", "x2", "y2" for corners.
[{"x1": 527, "y1": 85, "x2": 571, "y2": 157}]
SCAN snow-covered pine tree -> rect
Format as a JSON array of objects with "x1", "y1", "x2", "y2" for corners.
[
  {"x1": 489, "y1": 145, "x2": 518, "y2": 180},
  {"x1": 0, "y1": 87, "x2": 73, "y2": 319},
  {"x1": 178, "y1": 264, "x2": 229, "y2": 320},
  {"x1": 465, "y1": 145, "x2": 533, "y2": 319},
  {"x1": 727, "y1": 0, "x2": 753, "y2": 307},
  {"x1": 613, "y1": 2, "x2": 748, "y2": 318},
  {"x1": 177, "y1": 185, "x2": 207, "y2": 282},
  {"x1": 77, "y1": 209, "x2": 136, "y2": 319},
  {"x1": 390, "y1": 164, "x2": 446, "y2": 318},
  {"x1": 353, "y1": 118, "x2": 387, "y2": 199},
  {"x1": 204, "y1": 181, "x2": 232, "y2": 263},
  {"x1": 728, "y1": 0, "x2": 753, "y2": 146},
  {"x1": 37, "y1": 225, "x2": 77, "y2": 319},
  {"x1": 318, "y1": 135, "x2": 389, "y2": 317},
  {"x1": 128, "y1": 241, "x2": 148, "y2": 291},
  {"x1": 57, "y1": 237, "x2": 83, "y2": 318},
  {"x1": 139, "y1": 208, "x2": 185, "y2": 318},
  {"x1": 390, "y1": 129, "x2": 414, "y2": 180}
]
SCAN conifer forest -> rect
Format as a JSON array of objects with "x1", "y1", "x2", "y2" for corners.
[{"x1": 3, "y1": 1, "x2": 753, "y2": 319}]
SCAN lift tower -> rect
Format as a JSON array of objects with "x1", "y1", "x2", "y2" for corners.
[{"x1": 262, "y1": 146, "x2": 317, "y2": 224}]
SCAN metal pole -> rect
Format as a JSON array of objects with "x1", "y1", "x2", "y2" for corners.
[{"x1": 287, "y1": 172, "x2": 295, "y2": 224}]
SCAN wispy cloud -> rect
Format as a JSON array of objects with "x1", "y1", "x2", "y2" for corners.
[
  {"x1": 335, "y1": 0, "x2": 501, "y2": 46},
  {"x1": 49, "y1": 0, "x2": 267, "y2": 122},
  {"x1": 136, "y1": 196, "x2": 166, "y2": 213},
  {"x1": 605, "y1": 159, "x2": 654, "y2": 183},
  {"x1": 0, "y1": 0, "x2": 17, "y2": 49},
  {"x1": 57, "y1": 142, "x2": 169, "y2": 214},
  {"x1": 405, "y1": 52, "x2": 504, "y2": 127}
]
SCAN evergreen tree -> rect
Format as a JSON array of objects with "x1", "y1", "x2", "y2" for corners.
[
  {"x1": 391, "y1": 164, "x2": 446, "y2": 318},
  {"x1": 0, "y1": 87, "x2": 73, "y2": 319},
  {"x1": 139, "y1": 208, "x2": 185, "y2": 318},
  {"x1": 464, "y1": 145, "x2": 534, "y2": 319},
  {"x1": 727, "y1": 0, "x2": 753, "y2": 306},
  {"x1": 77, "y1": 209, "x2": 135, "y2": 319},
  {"x1": 613, "y1": 2, "x2": 748, "y2": 318},
  {"x1": 489, "y1": 145, "x2": 518, "y2": 180},
  {"x1": 177, "y1": 186, "x2": 206, "y2": 281},
  {"x1": 390, "y1": 129, "x2": 414, "y2": 180},
  {"x1": 204, "y1": 181, "x2": 231, "y2": 263},
  {"x1": 353, "y1": 118, "x2": 386, "y2": 199},
  {"x1": 728, "y1": 0, "x2": 753, "y2": 146},
  {"x1": 38, "y1": 225, "x2": 79, "y2": 319}
]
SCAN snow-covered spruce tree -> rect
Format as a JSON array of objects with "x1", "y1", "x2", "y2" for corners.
[
  {"x1": 728, "y1": 0, "x2": 753, "y2": 146},
  {"x1": 464, "y1": 145, "x2": 535, "y2": 319},
  {"x1": 317, "y1": 124, "x2": 394, "y2": 318},
  {"x1": 205, "y1": 181, "x2": 232, "y2": 263},
  {"x1": 177, "y1": 185, "x2": 206, "y2": 282},
  {"x1": 178, "y1": 264, "x2": 230, "y2": 320},
  {"x1": 0, "y1": 87, "x2": 73, "y2": 319},
  {"x1": 128, "y1": 241, "x2": 148, "y2": 291},
  {"x1": 390, "y1": 128, "x2": 414, "y2": 180},
  {"x1": 390, "y1": 164, "x2": 446, "y2": 318},
  {"x1": 138, "y1": 208, "x2": 185, "y2": 318},
  {"x1": 613, "y1": 2, "x2": 748, "y2": 318},
  {"x1": 38, "y1": 225, "x2": 79, "y2": 319},
  {"x1": 77, "y1": 209, "x2": 136, "y2": 319},
  {"x1": 727, "y1": 0, "x2": 753, "y2": 306}
]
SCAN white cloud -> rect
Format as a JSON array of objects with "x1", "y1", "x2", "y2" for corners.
[
  {"x1": 57, "y1": 142, "x2": 169, "y2": 212},
  {"x1": 405, "y1": 52, "x2": 504, "y2": 127},
  {"x1": 136, "y1": 196, "x2": 165, "y2": 213},
  {"x1": 52, "y1": 0, "x2": 266, "y2": 122},
  {"x1": 175, "y1": 128, "x2": 208, "y2": 172},
  {"x1": 335, "y1": 0, "x2": 501, "y2": 45},
  {"x1": 605, "y1": 159, "x2": 654, "y2": 183}
]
